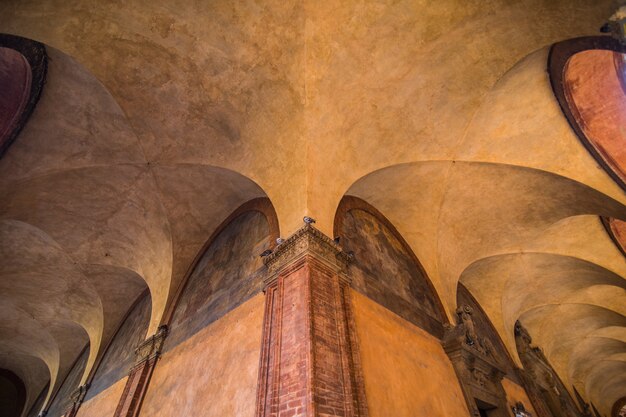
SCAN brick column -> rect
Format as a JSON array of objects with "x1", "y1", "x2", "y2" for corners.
[
  {"x1": 113, "y1": 325, "x2": 168, "y2": 417},
  {"x1": 255, "y1": 224, "x2": 368, "y2": 417}
]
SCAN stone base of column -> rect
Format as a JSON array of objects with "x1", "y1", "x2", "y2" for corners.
[
  {"x1": 255, "y1": 224, "x2": 368, "y2": 417},
  {"x1": 113, "y1": 325, "x2": 168, "y2": 417}
]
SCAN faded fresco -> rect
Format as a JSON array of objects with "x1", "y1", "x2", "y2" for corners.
[
  {"x1": 46, "y1": 346, "x2": 89, "y2": 417},
  {"x1": 85, "y1": 292, "x2": 151, "y2": 401},
  {"x1": 165, "y1": 210, "x2": 270, "y2": 351},
  {"x1": 339, "y1": 208, "x2": 444, "y2": 335}
]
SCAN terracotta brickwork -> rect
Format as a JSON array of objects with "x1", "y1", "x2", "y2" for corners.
[{"x1": 256, "y1": 225, "x2": 367, "y2": 417}]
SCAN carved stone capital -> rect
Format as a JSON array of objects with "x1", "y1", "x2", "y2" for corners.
[
  {"x1": 263, "y1": 224, "x2": 352, "y2": 288},
  {"x1": 134, "y1": 325, "x2": 168, "y2": 366}
]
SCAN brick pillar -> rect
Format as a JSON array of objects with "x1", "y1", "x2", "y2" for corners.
[
  {"x1": 255, "y1": 224, "x2": 368, "y2": 417},
  {"x1": 62, "y1": 383, "x2": 89, "y2": 417},
  {"x1": 113, "y1": 325, "x2": 168, "y2": 417}
]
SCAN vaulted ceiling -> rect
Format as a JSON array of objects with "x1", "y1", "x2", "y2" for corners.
[{"x1": 0, "y1": 1, "x2": 624, "y2": 416}]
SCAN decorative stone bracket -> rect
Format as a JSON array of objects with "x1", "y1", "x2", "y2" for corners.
[
  {"x1": 256, "y1": 224, "x2": 368, "y2": 417},
  {"x1": 113, "y1": 325, "x2": 168, "y2": 417},
  {"x1": 262, "y1": 224, "x2": 352, "y2": 286},
  {"x1": 443, "y1": 305, "x2": 508, "y2": 417}
]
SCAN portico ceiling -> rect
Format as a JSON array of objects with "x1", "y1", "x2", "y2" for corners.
[{"x1": 0, "y1": 1, "x2": 624, "y2": 415}]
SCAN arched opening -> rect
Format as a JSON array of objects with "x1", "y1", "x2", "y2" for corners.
[
  {"x1": 333, "y1": 195, "x2": 470, "y2": 417},
  {"x1": 44, "y1": 344, "x2": 89, "y2": 417},
  {"x1": 0, "y1": 369, "x2": 26, "y2": 417},
  {"x1": 78, "y1": 289, "x2": 151, "y2": 415}
]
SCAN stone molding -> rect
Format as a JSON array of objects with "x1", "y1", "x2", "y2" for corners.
[
  {"x1": 263, "y1": 224, "x2": 352, "y2": 287},
  {"x1": 515, "y1": 321, "x2": 585, "y2": 417}
]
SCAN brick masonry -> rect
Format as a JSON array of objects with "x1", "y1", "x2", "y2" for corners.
[{"x1": 256, "y1": 225, "x2": 368, "y2": 417}]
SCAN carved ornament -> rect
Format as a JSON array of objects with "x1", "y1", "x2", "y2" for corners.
[
  {"x1": 134, "y1": 325, "x2": 168, "y2": 366},
  {"x1": 263, "y1": 224, "x2": 352, "y2": 287}
]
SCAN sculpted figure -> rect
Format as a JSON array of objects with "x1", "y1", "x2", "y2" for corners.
[{"x1": 457, "y1": 305, "x2": 478, "y2": 346}]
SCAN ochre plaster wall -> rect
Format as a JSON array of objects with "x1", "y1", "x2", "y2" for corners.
[
  {"x1": 501, "y1": 378, "x2": 537, "y2": 417},
  {"x1": 76, "y1": 377, "x2": 126, "y2": 417},
  {"x1": 140, "y1": 294, "x2": 264, "y2": 416},
  {"x1": 351, "y1": 290, "x2": 470, "y2": 417}
]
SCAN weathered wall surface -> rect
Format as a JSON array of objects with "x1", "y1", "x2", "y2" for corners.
[
  {"x1": 338, "y1": 205, "x2": 444, "y2": 336},
  {"x1": 351, "y1": 290, "x2": 470, "y2": 417},
  {"x1": 501, "y1": 378, "x2": 537, "y2": 417},
  {"x1": 165, "y1": 210, "x2": 269, "y2": 351},
  {"x1": 46, "y1": 347, "x2": 89, "y2": 417},
  {"x1": 141, "y1": 294, "x2": 264, "y2": 416},
  {"x1": 76, "y1": 378, "x2": 127, "y2": 417},
  {"x1": 76, "y1": 292, "x2": 151, "y2": 414}
]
